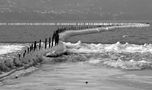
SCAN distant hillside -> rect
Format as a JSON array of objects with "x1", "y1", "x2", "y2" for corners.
[{"x1": 0, "y1": 0, "x2": 151, "y2": 20}]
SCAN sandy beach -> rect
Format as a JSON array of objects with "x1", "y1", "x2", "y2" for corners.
[{"x1": 1, "y1": 62, "x2": 152, "y2": 90}]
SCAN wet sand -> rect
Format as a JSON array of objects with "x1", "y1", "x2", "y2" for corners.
[{"x1": 1, "y1": 62, "x2": 152, "y2": 90}]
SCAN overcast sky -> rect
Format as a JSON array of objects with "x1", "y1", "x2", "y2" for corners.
[{"x1": 0, "y1": 0, "x2": 151, "y2": 19}]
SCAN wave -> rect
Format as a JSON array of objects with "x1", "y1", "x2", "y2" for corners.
[
  {"x1": 0, "y1": 43, "x2": 27, "y2": 61},
  {"x1": 64, "y1": 41, "x2": 152, "y2": 53},
  {"x1": 0, "y1": 44, "x2": 25, "y2": 55},
  {"x1": 63, "y1": 41, "x2": 152, "y2": 70},
  {"x1": 1, "y1": 42, "x2": 152, "y2": 70}
]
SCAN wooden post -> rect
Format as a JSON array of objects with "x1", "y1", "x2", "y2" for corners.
[
  {"x1": 23, "y1": 52, "x2": 25, "y2": 58},
  {"x1": 25, "y1": 50, "x2": 26, "y2": 54},
  {"x1": 49, "y1": 37, "x2": 51, "y2": 48},
  {"x1": 45, "y1": 38, "x2": 47, "y2": 49},
  {"x1": 51, "y1": 33, "x2": 54, "y2": 47},
  {"x1": 39, "y1": 40, "x2": 41, "y2": 49},
  {"x1": 27, "y1": 47, "x2": 30, "y2": 53},
  {"x1": 18, "y1": 54, "x2": 21, "y2": 59},
  {"x1": 34, "y1": 41, "x2": 37, "y2": 51},
  {"x1": 30, "y1": 44, "x2": 34, "y2": 51},
  {"x1": 22, "y1": 50, "x2": 26, "y2": 57},
  {"x1": 30, "y1": 44, "x2": 32, "y2": 51},
  {"x1": 30, "y1": 45, "x2": 31, "y2": 51}
]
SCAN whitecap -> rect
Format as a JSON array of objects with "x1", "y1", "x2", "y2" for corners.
[
  {"x1": 65, "y1": 41, "x2": 152, "y2": 54},
  {"x1": 64, "y1": 41, "x2": 152, "y2": 70},
  {"x1": 88, "y1": 59, "x2": 101, "y2": 64},
  {"x1": 0, "y1": 44, "x2": 25, "y2": 55}
]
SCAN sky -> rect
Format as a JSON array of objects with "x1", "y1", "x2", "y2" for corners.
[{"x1": 0, "y1": 0, "x2": 151, "y2": 20}]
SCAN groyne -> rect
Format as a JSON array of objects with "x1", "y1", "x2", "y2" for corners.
[{"x1": 59, "y1": 23, "x2": 150, "y2": 41}]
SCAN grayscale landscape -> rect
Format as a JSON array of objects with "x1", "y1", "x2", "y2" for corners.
[{"x1": 0, "y1": 0, "x2": 152, "y2": 90}]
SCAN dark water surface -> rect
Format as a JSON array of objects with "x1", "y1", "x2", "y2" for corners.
[{"x1": 0, "y1": 20, "x2": 151, "y2": 44}]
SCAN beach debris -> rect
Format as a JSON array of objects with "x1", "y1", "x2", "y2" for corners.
[{"x1": 85, "y1": 81, "x2": 88, "y2": 84}]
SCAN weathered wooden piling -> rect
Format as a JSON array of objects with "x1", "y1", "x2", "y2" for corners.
[
  {"x1": 51, "y1": 35, "x2": 54, "y2": 47},
  {"x1": 25, "y1": 50, "x2": 26, "y2": 54},
  {"x1": 23, "y1": 53, "x2": 25, "y2": 58},
  {"x1": 31, "y1": 45, "x2": 33, "y2": 51},
  {"x1": 45, "y1": 38, "x2": 47, "y2": 49},
  {"x1": 23, "y1": 50, "x2": 26, "y2": 57},
  {"x1": 30, "y1": 45, "x2": 32, "y2": 51},
  {"x1": 30, "y1": 44, "x2": 34, "y2": 51},
  {"x1": 49, "y1": 37, "x2": 51, "y2": 48},
  {"x1": 34, "y1": 41, "x2": 37, "y2": 51},
  {"x1": 23, "y1": 52, "x2": 25, "y2": 58},
  {"x1": 27, "y1": 47, "x2": 30, "y2": 53},
  {"x1": 39, "y1": 40, "x2": 41, "y2": 49},
  {"x1": 18, "y1": 54, "x2": 21, "y2": 59},
  {"x1": 30, "y1": 46, "x2": 31, "y2": 52}
]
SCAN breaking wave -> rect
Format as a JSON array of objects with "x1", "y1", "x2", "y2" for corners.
[
  {"x1": 0, "y1": 43, "x2": 27, "y2": 60},
  {"x1": 63, "y1": 41, "x2": 152, "y2": 70},
  {"x1": 0, "y1": 44, "x2": 25, "y2": 55},
  {"x1": 1, "y1": 42, "x2": 152, "y2": 70}
]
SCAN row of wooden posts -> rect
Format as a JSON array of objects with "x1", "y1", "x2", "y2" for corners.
[
  {"x1": 1, "y1": 25, "x2": 99, "y2": 72},
  {"x1": 0, "y1": 31, "x2": 58, "y2": 72},
  {"x1": 18, "y1": 25, "x2": 101, "y2": 59},
  {"x1": 19, "y1": 37, "x2": 52, "y2": 59}
]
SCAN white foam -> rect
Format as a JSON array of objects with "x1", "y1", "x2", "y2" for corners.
[
  {"x1": 0, "y1": 44, "x2": 25, "y2": 55},
  {"x1": 64, "y1": 41, "x2": 152, "y2": 70},
  {"x1": 88, "y1": 59, "x2": 101, "y2": 64},
  {"x1": 103, "y1": 59, "x2": 152, "y2": 70},
  {"x1": 65, "y1": 41, "x2": 152, "y2": 54}
]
